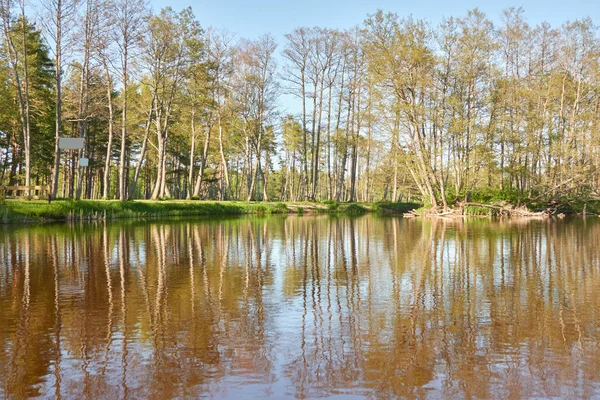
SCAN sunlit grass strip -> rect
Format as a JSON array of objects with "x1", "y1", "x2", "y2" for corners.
[
  {"x1": 0, "y1": 199, "x2": 419, "y2": 223},
  {"x1": 0, "y1": 200, "x2": 285, "y2": 223}
]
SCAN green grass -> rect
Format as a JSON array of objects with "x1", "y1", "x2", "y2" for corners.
[
  {"x1": 0, "y1": 199, "x2": 288, "y2": 223},
  {"x1": 0, "y1": 199, "x2": 421, "y2": 224}
]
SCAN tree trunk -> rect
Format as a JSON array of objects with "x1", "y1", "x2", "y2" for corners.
[
  {"x1": 102, "y1": 57, "x2": 115, "y2": 199},
  {"x1": 151, "y1": 121, "x2": 166, "y2": 200},
  {"x1": 51, "y1": 0, "x2": 64, "y2": 198},
  {"x1": 192, "y1": 124, "x2": 212, "y2": 198},
  {"x1": 186, "y1": 106, "x2": 196, "y2": 199},
  {"x1": 129, "y1": 93, "x2": 156, "y2": 199},
  {"x1": 311, "y1": 73, "x2": 325, "y2": 200},
  {"x1": 119, "y1": 43, "x2": 128, "y2": 200},
  {"x1": 217, "y1": 112, "x2": 232, "y2": 199},
  {"x1": 76, "y1": 5, "x2": 91, "y2": 200},
  {"x1": 19, "y1": 2, "x2": 31, "y2": 195}
]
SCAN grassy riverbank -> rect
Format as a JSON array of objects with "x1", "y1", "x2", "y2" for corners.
[{"x1": 0, "y1": 199, "x2": 420, "y2": 224}]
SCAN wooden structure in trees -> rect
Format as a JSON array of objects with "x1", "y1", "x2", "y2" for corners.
[{"x1": 0, "y1": 185, "x2": 52, "y2": 201}]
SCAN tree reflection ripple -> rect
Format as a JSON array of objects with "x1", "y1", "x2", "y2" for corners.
[{"x1": 1, "y1": 216, "x2": 599, "y2": 398}]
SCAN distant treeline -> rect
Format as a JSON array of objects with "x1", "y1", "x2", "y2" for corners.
[{"x1": 0, "y1": 3, "x2": 599, "y2": 206}]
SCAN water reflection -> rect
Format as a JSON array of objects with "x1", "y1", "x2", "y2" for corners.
[{"x1": 1, "y1": 216, "x2": 600, "y2": 398}]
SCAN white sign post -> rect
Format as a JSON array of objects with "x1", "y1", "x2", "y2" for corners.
[{"x1": 57, "y1": 138, "x2": 88, "y2": 200}]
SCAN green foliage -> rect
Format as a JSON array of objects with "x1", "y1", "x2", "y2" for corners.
[
  {"x1": 547, "y1": 200, "x2": 600, "y2": 215},
  {"x1": 281, "y1": 115, "x2": 303, "y2": 153},
  {"x1": 468, "y1": 188, "x2": 522, "y2": 205},
  {"x1": 322, "y1": 200, "x2": 340, "y2": 211},
  {"x1": 373, "y1": 201, "x2": 421, "y2": 213},
  {"x1": 253, "y1": 205, "x2": 267, "y2": 213},
  {"x1": 273, "y1": 202, "x2": 288, "y2": 213},
  {"x1": 0, "y1": 197, "x2": 8, "y2": 223},
  {"x1": 343, "y1": 204, "x2": 368, "y2": 215},
  {"x1": 0, "y1": 17, "x2": 55, "y2": 182}
]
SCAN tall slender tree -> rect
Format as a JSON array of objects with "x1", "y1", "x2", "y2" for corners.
[{"x1": 114, "y1": 0, "x2": 147, "y2": 199}]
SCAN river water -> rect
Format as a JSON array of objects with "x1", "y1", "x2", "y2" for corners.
[{"x1": 1, "y1": 215, "x2": 599, "y2": 399}]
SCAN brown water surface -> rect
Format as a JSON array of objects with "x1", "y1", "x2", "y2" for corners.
[{"x1": 1, "y1": 215, "x2": 600, "y2": 399}]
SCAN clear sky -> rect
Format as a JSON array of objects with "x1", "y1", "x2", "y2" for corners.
[{"x1": 154, "y1": 0, "x2": 599, "y2": 42}]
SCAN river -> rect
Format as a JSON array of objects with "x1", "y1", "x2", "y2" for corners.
[{"x1": 1, "y1": 215, "x2": 599, "y2": 398}]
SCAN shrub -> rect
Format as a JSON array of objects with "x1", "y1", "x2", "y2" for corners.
[
  {"x1": 273, "y1": 202, "x2": 289, "y2": 213},
  {"x1": 324, "y1": 200, "x2": 340, "y2": 211},
  {"x1": 343, "y1": 204, "x2": 367, "y2": 214}
]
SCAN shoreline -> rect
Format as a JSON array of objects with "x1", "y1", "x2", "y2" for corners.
[
  {"x1": 0, "y1": 199, "x2": 420, "y2": 224},
  {"x1": 2, "y1": 198, "x2": 597, "y2": 225}
]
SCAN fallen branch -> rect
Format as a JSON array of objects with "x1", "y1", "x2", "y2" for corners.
[
  {"x1": 401, "y1": 201, "x2": 565, "y2": 218},
  {"x1": 403, "y1": 209, "x2": 420, "y2": 218},
  {"x1": 459, "y1": 202, "x2": 550, "y2": 217}
]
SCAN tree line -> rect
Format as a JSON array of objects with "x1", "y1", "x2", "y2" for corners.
[{"x1": 1, "y1": 2, "x2": 599, "y2": 206}]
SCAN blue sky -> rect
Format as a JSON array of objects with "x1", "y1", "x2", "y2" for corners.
[{"x1": 155, "y1": 0, "x2": 599, "y2": 42}]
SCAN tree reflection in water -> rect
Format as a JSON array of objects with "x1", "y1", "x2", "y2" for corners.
[{"x1": 0, "y1": 216, "x2": 599, "y2": 398}]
